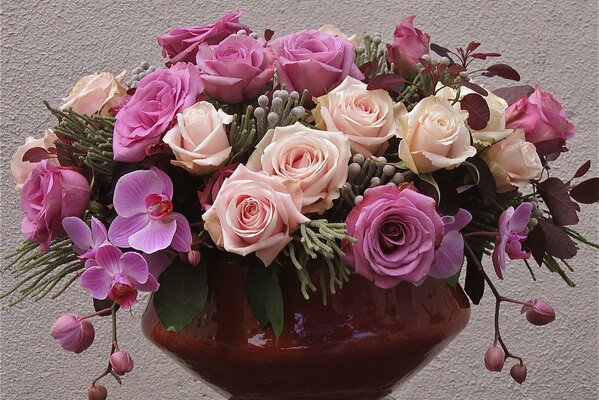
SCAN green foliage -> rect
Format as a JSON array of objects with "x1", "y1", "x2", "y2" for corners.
[
  {"x1": 246, "y1": 263, "x2": 284, "y2": 340},
  {"x1": 153, "y1": 258, "x2": 208, "y2": 332}
]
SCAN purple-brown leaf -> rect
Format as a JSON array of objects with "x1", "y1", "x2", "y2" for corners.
[
  {"x1": 359, "y1": 60, "x2": 378, "y2": 77},
  {"x1": 482, "y1": 64, "x2": 521, "y2": 81},
  {"x1": 264, "y1": 29, "x2": 274, "y2": 41},
  {"x1": 430, "y1": 43, "x2": 455, "y2": 63},
  {"x1": 538, "y1": 219, "x2": 577, "y2": 259},
  {"x1": 466, "y1": 41, "x2": 481, "y2": 52},
  {"x1": 470, "y1": 52, "x2": 501, "y2": 60},
  {"x1": 524, "y1": 225, "x2": 546, "y2": 266},
  {"x1": 367, "y1": 74, "x2": 408, "y2": 91},
  {"x1": 460, "y1": 80, "x2": 489, "y2": 96},
  {"x1": 572, "y1": 160, "x2": 591, "y2": 180},
  {"x1": 570, "y1": 177, "x2": 599, "y2": 204},
  {"x1": 22, "y1": 147, "x2": 50, "y2": 163},
  {"x1": 534, "y1": 138, "x2": 568, "y2": 157},
  {"x1": 493, "y1": 85, "x2": 534, "y2": 105},
  {"x1": 537, "y1": 177, "x2": 580, "y2": 226},
  {"x1": 460, "y1": 93, "x2": 490, "y2": 130}
]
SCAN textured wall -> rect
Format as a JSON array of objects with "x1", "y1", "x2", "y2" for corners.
[{"x1": 1, "y1": 0, "x2": 597, "y2": 399}]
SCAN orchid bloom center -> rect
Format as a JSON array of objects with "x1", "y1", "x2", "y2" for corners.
[
  {"x1": 111, "y1": 282, "x2": 135, "y2": 297},
  {"x1": 145, "y1": 193, "x2": 173, "y2": 219}
]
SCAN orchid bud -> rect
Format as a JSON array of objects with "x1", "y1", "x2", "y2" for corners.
[
  {"x1": 88, "y1": 384, "x2": 108, "y2": 400},
  {"x1": 110, "y1": 350, "x2": 134, "y2": 376},
  {"x1": 484, "y1": 345, "x2": 505, "y2": 372},
  {"x1": 51, "y1": 314, "x2": 95, "y2": 354},
  {"x1": 187, "y1": 250, "x2": 201, "y2": 266},
  {"x1": 521, "y1": 298, "x2": 556, "y2": 326},
  {"x1": 510, "y1": 363, "x2": 528, "y2": 384}
]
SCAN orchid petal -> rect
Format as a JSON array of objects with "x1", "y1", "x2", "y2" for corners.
[
  {"x1": 108, "y1": 214, "x2": 150, "y2": 248},
  {"x1": 80, "y1": 266, "x2": 113, "y2": 299},
  {"x1": 128, "y1": 219, "x2": 177, "y2": 254}
]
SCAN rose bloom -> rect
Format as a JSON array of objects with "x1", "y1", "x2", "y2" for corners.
[
  {"x1": 344, "y1": 184, "x2": 444, "y2": 288},
  {"x1": 157, "y1": 12, "x2": 249, "y2": 64},
  {"x1": 60, "y1": 72, "x2": 126, "y2": 116},
  {"x1": 482, "y1": 130, "x2": 543, "y2": 193},
  {"x1": 270, "y1": 29, "x2": 364, "y2": 99},
  {"x1": 163, "y1": 101, "x2": 233, "y2": 175},
  {"x1": 246, "y1": 122, "x2": 351, "y2": 214},
  {"x1": 20, "y1": 160, "x2": 90, "y2": 252},
  {"x1": 387, "y1": 16, "x2": 430, "y2": 77},
  {"x1": 397, "y1": 95, "x2": 477, "y2": 174},
  {"x1": 196, "y1": 34, "x2": 276, "y2": 104},
  {"x1": 318, "y1": 24, "x2": 359, "y2": 47},
  {"x1": 202, "y1": 165, "x2": 309, "y2": 266},
  {"x1": 113, "y1": 63, "x2": 203, "y2": 162},
  {"x1": 11, "y1": 129, "x2": 58, "y2": 190},
  {"x1": 315, "y1": 76, "x2": 400, "y2": 156},
  {"x1": 506, "y1": 85, "x2": 575, "y2": 155}
]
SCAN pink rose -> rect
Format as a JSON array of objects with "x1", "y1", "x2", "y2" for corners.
[
  {"x1": 157, "y1": 12, "x2": 249, "y2": 64},
  {"x1": 20, "y1": 160, "x2": 90, "y2": 252},
  {"x1": 196, "y1": 35, "x2": 276, "y2": 103},
  {"x1": 113, "y1": 63, "x2": 203, "y2": 162},
  {"x1": 197, "y1": 163, "x2": 240, "y2": 211},
  {"x1": 387, "y1": 16, "x2": 430, "y2": 77},
  {"x1": 60, "y1": 72, "x2": 126, "y2": 116},
  {"x1": 270, "y1": 30, "x2": 364, "y2": 99},
  {"x1": 11, "y1": 129, "x2": 58, "y2": 190},
  {"x1": 202, "y1": 165, "x2": 309, "y2": 266},
  {"x1": 344, "y1": 185, "x2": 444, "y2": 288},
  {"x1": 505, "y1": 85, "x2": 575, "y2": 156}
]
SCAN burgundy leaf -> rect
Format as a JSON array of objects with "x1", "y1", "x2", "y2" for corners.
[
  {"x1": 367, "y1": 74, "x2": 408, "y2": 91},
  {"x1": 460, "y1": 80, "x2": 489, "y2": 96},
  {"x1": 493, "y1": 85, "x2": 534, "y2": 106},
  {"x1": 430, "y1": 43, "x2": 455, "y2": 63},
  {"x1": 264, "y1": 29, "x2": 274, "y2": 41},
  {"x1": 534, "y1": 138, "x2": 568, "y2": 157},
  {"x1": 572, "y1": 160, "x2": 591, "y2": 179},
  {"x1": 467, "y1": 156, "x2": 496, "y2": 205},
  {"x1": 464, "y1": 246, "x2": 484, "y2": 304},
  {"x1": 570, "y1": 177, "x2": 599, "y2": 204},
  {"x1": 466, "y1": 41, "x2": 481, "y2": 52},
  {"x1": 471, "y1": 52, "x2": 501, "y2": 60},
  {"x1": 359, "y1": 60, "x2": 378, "y2": 77},
  {"x1": 448, "y1": 65, "x2": 466, "y2": 75},
  {"x1": 524, "y1": 225, "x2": 546, "y2": 266},
  {"x1": 537, "y1": 177, "x2": 580, "y2": 226},
  {"x1": 22, "y1": 147, "x2": 50, "y2": 162},
  {"x1": 538, "y1": 219, "x2": 577, "y2": 259},
  {"x1": 460, "y1": 93, "x2": 491, "y2": 130},
  {"x1": 482, "y1": 64, "x2": 521, "y2": 81}
]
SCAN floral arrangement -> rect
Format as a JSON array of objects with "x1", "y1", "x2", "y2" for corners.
[{"x1": 4, "y1": 12, "x2": 598, "y2": 400}]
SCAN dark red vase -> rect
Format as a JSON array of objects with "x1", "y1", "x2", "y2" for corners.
[{"x1": 142, "y1": 256, "x2": 470, "y2": 400}]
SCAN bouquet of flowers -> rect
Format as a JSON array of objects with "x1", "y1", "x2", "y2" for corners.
[{"x1": 4, "y1": 12, "x2": 597, "y2": 400}]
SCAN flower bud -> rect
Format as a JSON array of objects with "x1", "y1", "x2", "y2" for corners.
[
  {"x1": 521, "y1": 298, "x2": 556, "y2": 326},
  {"x1": 187, "y1": 250, "x2": 201, "y2": 266},
  {"x1": 510, "y1": 363, "x2": 528, "y2": 384},
  {"x1": 484, "y1": 345, "x2": 505, "y2": 372},
  {"x1": 110, "y1": 350, "x2": 134, "y2": 376},
  {"x1": 88, "y1": 384, "x2": 108, "y2": 400},
  {"x1": 51, "y1": 314, "x2": 95, "y2": 354}
]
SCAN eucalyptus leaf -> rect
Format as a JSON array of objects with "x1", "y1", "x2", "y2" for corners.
[{"x1": 246, "y1": 264, "x2": 284, "y2": 340}]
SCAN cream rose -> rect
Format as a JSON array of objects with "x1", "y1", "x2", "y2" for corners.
[
  {"x1": 61, "y1": 72, "x2": 126, "y2": 116},
  {"x1": 318, "y1": 25, "x2": 359, "y2": 47},
  {"x1": 11, "y1": 129, "x2": 59, "y2": 190},
  {"x1": 246, "y1": 122, "x2": 351, "y2": 214},
  {"x1": 397, "y1": 95, "x2": 477, "y2": 174},
  {"x1": 315, "y1": 76, "x2": 400, "y2": 156},
  {"x1": 202, "y1": 165, "x2": 309, "y2": 266},
  {"x1": 162, "y1": 101, "x2": 233, "y2": 175},
  {"x1": 482, "y1": 129, "x2": 543, "y2": 193}
]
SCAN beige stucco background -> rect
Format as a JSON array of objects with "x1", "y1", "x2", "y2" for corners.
[{"x1": 1, "y1": 0, "x2": 597, "y2": 399}]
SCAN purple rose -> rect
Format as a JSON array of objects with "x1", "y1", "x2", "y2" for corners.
[
  {"x1": 344, "y1": 185, "x2": 444, "y2": 288},
  {"x1": 386, "y1": 16, "x2": 430, "y2": 77},
  {"x1": 505, "y1": 85, "x2": 576, "y2": 156},
  {"x1": 197, "y1": 163, "x2": 239, "y2": 211},
  {"x1": 196, "y1": 35, "x2": 276, "y2": 104},
  {"x1": 157, "y1": 12, "x2": 249, "y2": 64},
  {"x1": 270, "y1": 30, "x2": 364, "y2": 99},
  {"x1": 113, "y1": 63, "x2": 203, "y2": 162},
  {"x1": 20, "y1": 160, "x2": 90, "y2": 252}
]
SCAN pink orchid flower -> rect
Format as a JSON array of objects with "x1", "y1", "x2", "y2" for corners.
[
  {"x1": 492, "y1": 202, "x2": 533, "y2": 279},
  {"x1": 108, "y1": 167, "x2": 192, "y2": 254},
  {"x1": 429, "y1": 208, "x2": 472, "y2": 279},
  {"x1": 62, "y1": 216, "x2": 109, "y2": 264},
  {"x1": 80, "y1": 244, "x2": 159, "y2": 307}
]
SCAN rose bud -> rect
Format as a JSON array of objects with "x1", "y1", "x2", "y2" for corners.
[
  {"x1": 87, "y1": 384, "x2": 108, "y2": 400},
  {"x1": 510, "y1": 363, "x2": 528, "y2": 384},
  {"x1": 51, "y1": 314, "x2": 95, "y2": 353},
  {"x1": 484, "y1": 344, "x2": 505, "y2": 372},
  {"x1": 110, "y1": 350, "x2": 134, "y2": 375},
  {"x1": 187, "y1": 250, "x2": 201, "y2": 266},
  {"x1": 521, "y1": 298, "x2": 556, "y2": 326}
]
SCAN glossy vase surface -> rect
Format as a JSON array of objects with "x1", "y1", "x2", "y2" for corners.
[{"x1": 142, "y1": 256, "x2": 470, "y2": 400}]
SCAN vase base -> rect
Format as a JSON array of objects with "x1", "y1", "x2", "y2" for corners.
[{"x1": 229, "y1": 392, "x2": 391, "y2": 400}]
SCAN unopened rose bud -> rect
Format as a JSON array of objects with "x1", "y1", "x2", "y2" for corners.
[
  {"x1": 88, "y1": 384, "x2": 107, "y2": 400},
  {"x1": 521, "y1": 298, "x2": 556, "y2": 326},
  {"x1": 510, "y1": 363, "x2": 528, "y2": 384},
  {"x1": 110, "y1": 350, "x2": 134, "y2": 376},
  {"x1": 187, "y1": 250, "x2": 201, "y2": 266},
  {"x1": 51, "y1": 314, "x2": 95, "y2": 354},
  {"x1": 484, "y1": 345, "x2": 505, "y2": 372}
]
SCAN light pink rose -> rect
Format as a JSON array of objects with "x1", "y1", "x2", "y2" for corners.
[
  {"x1": 157, "y1": 12, "x2": 249, "y2": 64},
  {"x1": 202, "y1": 165, "x2": 309, "y2": 266},
  {"x1": 113, "y1": 63, "x2": 203, "y2": 162},
  {"x1": 387, "y1": 16, "x2": 430, "y2": 77},
  {"x1": 11, "y1": 129, "x2": 59, "y2": 190},
  {"x1": 247, "y1": 122, "x2": 351, "y2": 214},
  {"x1": 20, "y1": 160, "x2": 90, "y2": 252},
  {"x1": 60, "y1": 72, "x2": 126, "y2": 116},
  {"x1": 505, "y1": 85, "x2": 575, "y2": 156},
  {"x1": 196, "y1": 35, "x2": 276, "y2": 104},
  {"x1": 482, "y1": 130, "x2": 543, "y2": 193},
  {"x1": 162, "y1": 102, "x2": 233, "y2": 175},
  {"x1": 315, "y1": 76, "x2": 400, "y2": 156},
  {"x1": 397, "y1": 95, "x2": 477, "y2": 174}
]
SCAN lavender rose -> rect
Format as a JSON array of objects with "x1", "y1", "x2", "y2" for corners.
[
  {"x1": 270, "y1": 30, "x2": 364, "y2": 99},
  {"x1": 113, "y1": 63, "x2": 203, "y2": 162},
  {"x1": 344, "y1": 184, "x2": 444, "y2": 288},
  {"x1": 196, "y1": 35, "x2": 276, "y2": 103},
  {"x1": 157, "y1": 12, "x2": 249, "y2": 64}
]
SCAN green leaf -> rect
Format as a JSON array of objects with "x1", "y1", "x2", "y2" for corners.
[
  {"x1": 388, "y1": 160, "x2": 409, "y2": 170},
  {"x1": 444, "y1": 267, "x2": 462, "y2": 289},
  {"x1": 246, "y1": 264, "x2": 284, "y2": 340},
  {"x1": 153, "y1": 258, "x2": 208, "y2": 332},
  {"x1": 461, "y1": 161, "x2": 481, "y2": 184},
  {"x1": 419, "y1": 173, "x2": 441, "y2": 201}
]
